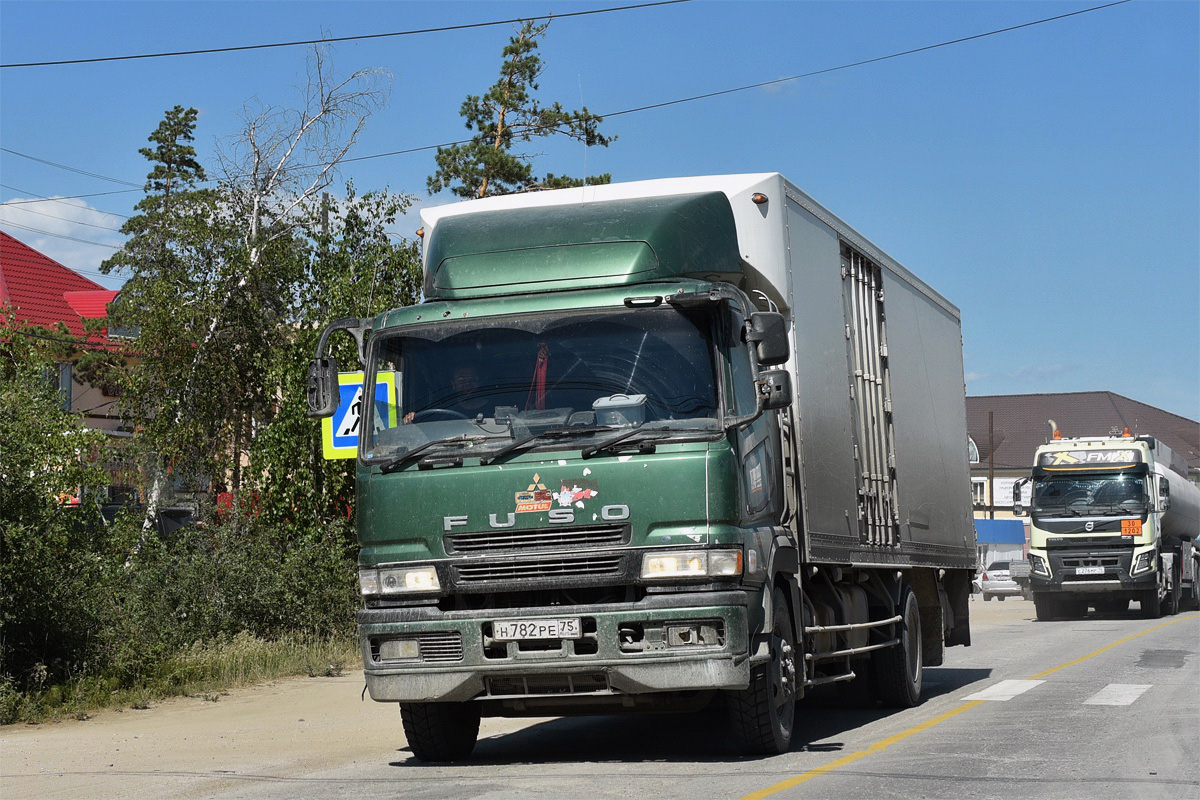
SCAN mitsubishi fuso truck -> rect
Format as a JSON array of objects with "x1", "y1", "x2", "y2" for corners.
[
  {"x1": 1013, "y1": 430, "x2": 1200, "y2": 620},
  {"x1": 307, "y1": 173, "x2": 976, "y2": 760}
]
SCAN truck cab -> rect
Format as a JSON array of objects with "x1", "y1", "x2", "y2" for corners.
[{"x1": 1015, "y1": 432, "x2": 1198, "y2": 619}]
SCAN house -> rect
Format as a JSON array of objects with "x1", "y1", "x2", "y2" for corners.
[
  {"x1": 965, "y1": 392, "x2": 1200, "y2": 557},
  {"x1": 0, "y1": 230, "x2": 125, "y2": 434}
]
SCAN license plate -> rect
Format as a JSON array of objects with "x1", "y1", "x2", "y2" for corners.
[
  {"x1": 1076, "y1": 566, "x2": 1104, "y2": 575},
  {"x1": 492, "y1": 617, "x2": 582, "y2": 641}
]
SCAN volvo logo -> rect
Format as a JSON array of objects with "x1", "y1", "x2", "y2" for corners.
[
  {"x1": 444, "y1": 504, "x2": 630, "y2": 531},
  {"x1": 1084, "y1": 521, "x2": 1094, "y2": 532}
]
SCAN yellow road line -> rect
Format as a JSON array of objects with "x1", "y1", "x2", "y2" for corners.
[
  {"x1": 739, "y1": 613, "x2": 1195, "y2": 800},
  {"x1": 738, "y1": 700, "x2": 984, "y2": 800},
  {"x1": 1028, "y1": 615, "x2": 1192, "y2": 679}
]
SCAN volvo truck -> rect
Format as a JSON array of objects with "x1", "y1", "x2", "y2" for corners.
[
  {"x1": 1013, "y1": 430, "x2": 1200, "y2": 620},
  {"x1": 307, "y1": 174, "x2": 976, "y2": 760}
]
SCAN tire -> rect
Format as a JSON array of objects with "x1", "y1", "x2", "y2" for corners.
[
  {"x1": 1140, "y1": 586, "x2": 1163, "y2": 619},
  {"x1": 997, "y1": 596, "x2": 1006, "y2": 602},
  {"x1": 871, "y1": 585, "x2": 922, "y2": 708},
  {"x1": 400, "y1": 701, "x2": 481, "y2": 762},
  {"x1": 727, "y1": 586, "x2": 797, "y2": 755},
  {"x1": 983, "y1": 593, "x2": 992, "y2": 601},
  {"x1": 1165, "y1": 557, "x2": 1182, "y2": 616},
  {"x1": 1033, "y1": 592, "x2": 1061, "y2": 621}
]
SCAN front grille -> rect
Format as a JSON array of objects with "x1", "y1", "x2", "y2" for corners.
[
  {"x1": 445, "y1": 524, "x2": 627, "y2": 555},
  {"x1": 418, "y1": 632, "x2": 465, "y2": 662},
  {"x1": 454, "y1": 554, "x2": 623, "y2": 584},
  {"x1": 485, "y1": 673, "x2": 611, "y2": 697},
  {"x1": 372, "y1": 631, "x2": 463, "y2": 664},
  {"x1": 1061, "y1": 555, "x2": 1121, "y2": 568}
]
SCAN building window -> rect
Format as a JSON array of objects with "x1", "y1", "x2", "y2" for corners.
[
  {"x1": 968, "y1": 436, "x2": 980, "y2": 464},
  {"x1": 972, "y1": 478, "x2": 987, "y2": 507}
]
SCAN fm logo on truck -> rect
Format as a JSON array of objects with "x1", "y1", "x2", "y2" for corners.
[{"x1": 1040, "y1": 449, "x2": 1138, "y2": 466}]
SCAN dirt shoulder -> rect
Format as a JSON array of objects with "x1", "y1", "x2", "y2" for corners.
[{"x1": 0, "y1": 671, "x2": 406, "y2": 799}]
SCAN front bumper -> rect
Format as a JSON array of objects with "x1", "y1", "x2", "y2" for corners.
[
  {"x1": 1031, "y1": 545, "x2": 1155, "y2": 595},
  {"x1": 358, "y1": 591, "x2": 752, "y2": 703}
]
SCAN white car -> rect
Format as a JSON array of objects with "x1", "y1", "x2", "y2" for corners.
[{"x1": 981, "y1": 561, "x2": 1021, "y2": 601}]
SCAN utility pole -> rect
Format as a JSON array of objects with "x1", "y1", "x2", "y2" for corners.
[{"x1": 988, "y1": 410, "x2": 995, "y2": 520}]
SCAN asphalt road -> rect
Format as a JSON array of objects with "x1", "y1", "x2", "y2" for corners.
[{"x1": 3, "y1": 599, "x2": 1197, "y2": 800}]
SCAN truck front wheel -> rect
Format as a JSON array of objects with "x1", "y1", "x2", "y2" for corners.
[
  {"x1": 727, "y1": 586, "x2": 797, "y2": 755},
  {"x1": 1033, "y1": 592, "x2": 1061, "y2": 621},
  {"x1": 400, "y1": 701, "x2": 481, "y2": 762},
  {"x1": 871, "y1": 585, "x2": 923, "y2": 708}
]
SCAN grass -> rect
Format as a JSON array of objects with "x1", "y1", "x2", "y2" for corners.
[{"x1": 0, "y1": 632, "x2": 360, "y2": 725}]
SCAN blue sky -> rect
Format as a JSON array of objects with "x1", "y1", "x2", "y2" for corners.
[{"x1": 2, "y1": 1, "x2": 1197, "y2": 419}]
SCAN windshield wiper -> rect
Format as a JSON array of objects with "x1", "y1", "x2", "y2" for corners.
[
  {"x1": 377, "y1": 434, "x2": 496, "y2": 473},
  {"x1": 480, "y1": 426, "x2": 614, "y2": 466},
  {"x1": 580, "y1": 426, "x2": 695, "y2": 459}
]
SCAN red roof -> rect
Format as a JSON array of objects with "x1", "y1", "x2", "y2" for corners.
[{"x1": 0, "y1": 230, "x2": 113, "y2": 340}]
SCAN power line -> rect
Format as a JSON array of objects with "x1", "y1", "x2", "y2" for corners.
[
  {"x1": 0, "y1": 203, "x2": 125, "y2": 232},
  {"x1": 321, "y1": 0, "x2": 1142, "y2": 166},
  {"x1": 601, "y1": 0, "x2": 1135, "y2": 119},
  {"x1": 0, "y1": 147, "x2": 141, "y2": 186},
  {"x1": 0, "y1": 218, "x2": 122, "y2": 249},
  {"x1": 0, "y1": 0, "x2": 692, "y2": 69},
  {"x1": 0, "y1": 184, "x2": 132, "y2": 219},
  {"x1": 0, "y1": 187, "x2": 142, "y2": 206}
]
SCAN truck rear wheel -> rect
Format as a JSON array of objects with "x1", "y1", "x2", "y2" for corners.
[
  {"x1": 400, "y1": 701, "x2": 481, "y2": 762},
  {"x1": 727, "y1": 586, "x2": 797, "y2": 755},
  {"x1": 871, "y1": 585, "x2": 922, "y2": 708}
]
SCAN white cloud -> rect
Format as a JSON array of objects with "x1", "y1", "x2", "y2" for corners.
[
  {"x1": 964, "y1": 371, "x2": 989, "y2": 383},
  {"x1": 0, "y1": 197, "x2": 126, "y2": 283}
]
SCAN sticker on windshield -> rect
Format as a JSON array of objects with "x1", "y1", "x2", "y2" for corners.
[{"x1": 516, "y1": 473, "x2": 554, "y2": 513}]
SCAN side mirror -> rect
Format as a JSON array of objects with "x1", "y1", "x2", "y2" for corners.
[
  {"x1": 1011, "y1": 477, "x2": 1029, "y2": 517},
  {"x1": 746, "y1": 312, "x2": 789, "y2": 366},
  {"x1": 1158, "y1": 476, "x2": 1171, "y2": 511},
  {"x1": 758, "y1": 369, "x2": 792, "y2": 410},
  {"x1": 306, "y1": 357, "x2": 341, "y2": 418}
]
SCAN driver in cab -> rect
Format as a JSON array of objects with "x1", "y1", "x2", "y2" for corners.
[{"x1": 404, "y1": 365, "x2": 489, "y2": 423}]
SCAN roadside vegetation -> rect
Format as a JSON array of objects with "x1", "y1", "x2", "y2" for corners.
[{"x1": 1, "y1": 23, "x2": 610, "y2": 725}]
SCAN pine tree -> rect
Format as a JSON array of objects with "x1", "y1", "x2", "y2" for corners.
[{"x1": 428, "y1": 20, "x2": 614, "y2": 199}]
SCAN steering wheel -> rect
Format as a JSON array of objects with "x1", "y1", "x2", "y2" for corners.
[
  {"x1": 410, "y1": 408, "x2": 470, "y2": 422},
  {"x1": 1061, "y1": 490, "x2": 1090, "y2": 508}
]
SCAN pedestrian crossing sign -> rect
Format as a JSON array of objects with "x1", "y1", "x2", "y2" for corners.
[{"x1": 321, "y1": 371, "x2": 397, "y2": 459}]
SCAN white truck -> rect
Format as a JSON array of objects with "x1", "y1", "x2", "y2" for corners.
[{"x1": 1013, "y1": 431, "x2": 1200, "y2": 620}]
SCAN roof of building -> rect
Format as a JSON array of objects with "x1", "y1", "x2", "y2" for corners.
[
  {"x1": 967, "y1": 392, "x2": 1199, "y2": 473},
  {"x1": 0, "y1": 230, "x2": 114, "y2": 340}
]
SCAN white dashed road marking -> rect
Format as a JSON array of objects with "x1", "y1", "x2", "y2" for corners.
[
  {"x1": 965, "y1": 679, "x2": 1045, "y2": 701},
  {"x1": 1082, "y1": 683, "x2": 1152, "y2": 706}
]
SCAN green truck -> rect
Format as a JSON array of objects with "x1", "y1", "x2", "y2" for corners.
[{"x1": 307, "y1": 174, "x2": 976, "y2": 760}]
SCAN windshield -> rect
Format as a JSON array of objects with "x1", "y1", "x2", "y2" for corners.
[
  {"x1": 1031, "y1": 472, "x2": 1149, "y2": 517},
  {"x1": 363, "y1": 307, "x2": 721, "y2": 462}
]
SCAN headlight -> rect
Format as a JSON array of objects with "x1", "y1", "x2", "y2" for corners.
[
  {"x1": 641, "y1": 550, "x2": 743, "y2": 580},
  {"x1": 1029, "y1": 553, "x2": 1050, "y2": 577},
  {"x1": 359, "y1": 565, "x2": 441, "y2": 595},
  {"x1": 1131, "y1": 550, "x2": 1156, "y2": 576}
]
